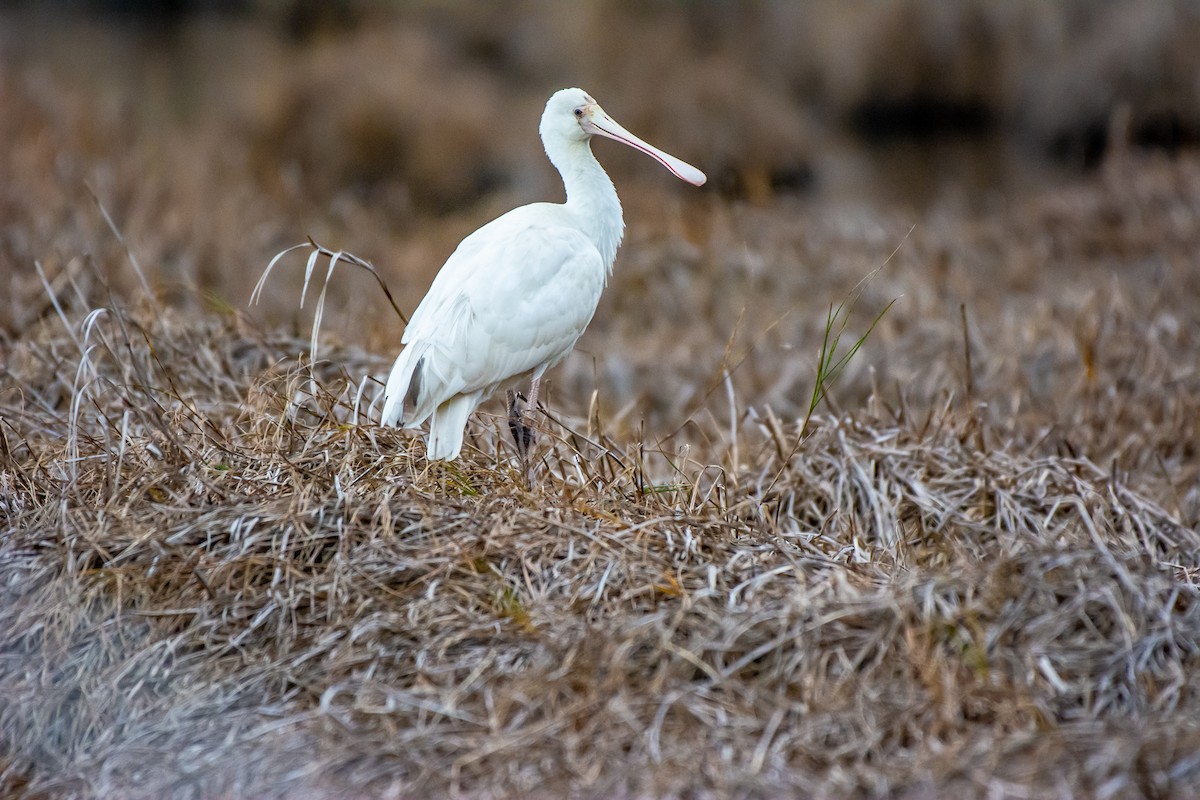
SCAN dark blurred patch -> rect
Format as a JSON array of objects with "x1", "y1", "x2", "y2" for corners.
[
  {"x1": 19, "y1": 0, "x2": 253, "y2": 18},
  {"x1": 852, "y1": 97, "x2": 996, "y2": 141},
  {"x1": 710, "y1": 161, "x2": 815, "y2": 203},
  {"x1": 1047, "y1": 107, "x2": 1200, "y2": 170},
  {"x1": 1047, "y1": 120, "x2": 1110, "y2": 171},
  {"x1": 281, "y1": 0, "x2": 365, "y2": 41},
  {"x1": 768, "y1": 161, "x2": 815, "y2": 194},
  {"x1": 17, "y1": 0, "x2": 369, "y2": 43},
  {"x1": 1131, "y1": 108, "x2": 1200, "y2": 155}
]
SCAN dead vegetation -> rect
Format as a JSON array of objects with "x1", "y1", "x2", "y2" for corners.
[
  {"x1": 4, "y1": 271, "x2": 1198, "y2": 798},
  {"x1": 3, "y1": 3, "x2": 1200, "y2": 798}
]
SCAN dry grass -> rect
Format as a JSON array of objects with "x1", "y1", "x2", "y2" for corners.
[
  {"x1": 3, "y1": 4, "x2": 1200, "y2": 798},
  {"x1": 3, "y1": 269, "x2": 1198, "y2": 798}
]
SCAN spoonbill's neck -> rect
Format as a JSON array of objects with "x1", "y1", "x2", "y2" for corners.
[{"x1": 549, "y1": 138, "x2": 625, "y2": 273}]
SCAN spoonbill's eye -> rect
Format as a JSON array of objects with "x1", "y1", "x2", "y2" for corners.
[{"x1": 574, "y1": 108, "x2": 584, "y2": 118}]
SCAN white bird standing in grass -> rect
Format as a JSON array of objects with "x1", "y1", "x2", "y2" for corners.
[{"x1": 380, "y1": 88, "x2": 706, "y2": 460}]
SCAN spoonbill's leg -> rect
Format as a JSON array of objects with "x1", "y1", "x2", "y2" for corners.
[
  {"x1": 506, "y1": 375, "x2": 542, "y2": 460},
  {"x1": 523, "y1": 377, "x2": 542, "y2": 486},
  {"x1": 525, "y1": 376, "x2": 541, "y2": 417},
  {"x1": 507, "y1": 389, "x2": 534, "y2": 459}
]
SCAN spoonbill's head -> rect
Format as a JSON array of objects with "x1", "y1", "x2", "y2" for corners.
[{"x1": 541, "y1": 88, "x2": 707, "y2": 187}]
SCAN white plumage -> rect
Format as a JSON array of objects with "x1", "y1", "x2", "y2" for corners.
[{"x1": 380, "y1": 88, "x2": 706, "y2": 460}]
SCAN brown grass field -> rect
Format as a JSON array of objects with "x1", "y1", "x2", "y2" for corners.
[{"x1": 2, "y1": 3, "x2": 1200, "y2": 798}]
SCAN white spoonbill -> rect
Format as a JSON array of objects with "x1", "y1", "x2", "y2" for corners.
[{"x1": 380, "y1": 88, "x2": 706, "y2": 461}]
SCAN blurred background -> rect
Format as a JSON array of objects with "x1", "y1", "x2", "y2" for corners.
[{"x1": 2, "y1": 0, "x2": 1199, "y2": 438}]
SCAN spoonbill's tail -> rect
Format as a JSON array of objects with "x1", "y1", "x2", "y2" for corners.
[
  {"x1": 380, "y1": 342, "x2": 429, "y2": 428},
  {"x1": 381, "y1": 343, "x2": 480, "y2": 460},
  {"x1": 426, "y1": 393, "x2": 476, "y2": 461}
]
